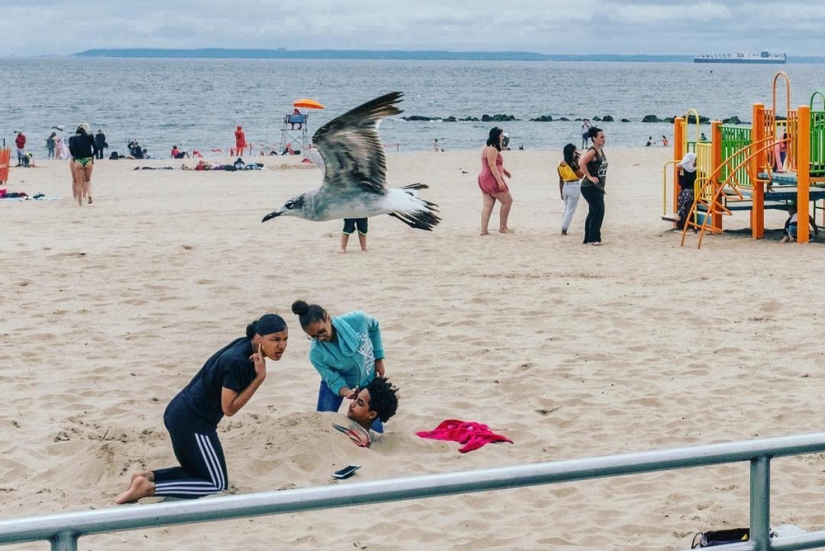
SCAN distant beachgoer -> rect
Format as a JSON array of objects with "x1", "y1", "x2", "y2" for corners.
[
  {"x1": 55, "y1": 135, "x2": 70, "y2": 160},
  {"x1": 46, "y1": 132, "x2": 57, "y2": 159},
  {"x1": 775, "y1": 132, "x2": 788, "y2": 172},
  {"x1": 115, "y1": 314, "x2": 288, "y2": 504},
  {"x1": 433, "y1": 138, "x2": 439, "y2": 152},
  {"x1": 68, "y1": 123, "x2": 98, "y2": 206},
  {"x1": 780, "y1": 204, "x2": 818, "y2": 243},
  {"x1": 290, "y1": 300, "x2": 388, "y2": 433},
  {"x1": 661, "y1": 135, "x2": 669, "y2": 147},
  {"x1": 676, "y1": 152, "x2": 697, "y2": 231},
  {"x1": 581, "y1": 119, "x2": 591, "y2": 149},
  {"x1": 478, "y1": 127, "x2": 514, "y2": 235},
  {"x1": 235, "y1": 126, "x2": 247, "y2": 156},
  {"x1": 94, "y1": 130, "x2": 108, "y2": 160},
  {"x1": 558, "y1": 143, "x2": 584, "y2": 235},
  {"x1": 579, "y1": 126, "x2": 608, "y2": 245},
  {"x1": 341, "y1": 218, "x2": 368, "y2": 253},
  {"x1": 171, "y1": 145, "x2": 188, "y2": 159},
  {"x1": 645, "y1": 136, "x2": 652, "y2": 147},
  {"x1": 14, "y1": 131, "x2": 26, "y2": 166}
]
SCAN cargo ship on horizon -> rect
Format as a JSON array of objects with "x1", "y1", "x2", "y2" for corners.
[{"x1": 694, "y1": 51, "x2": 787, "y2": 64}]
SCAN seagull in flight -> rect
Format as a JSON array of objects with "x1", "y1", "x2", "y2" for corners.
[{"x1": 262, "y1": 92, "x2": 440, "y2": 231}]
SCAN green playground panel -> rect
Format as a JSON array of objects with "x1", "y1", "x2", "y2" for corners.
[
  {"x1": 811, "y1": 111, "x2": 825, "y2": 177},
  {"x1": 720, "y1": 125, "x2": 752, "y2": 187}
]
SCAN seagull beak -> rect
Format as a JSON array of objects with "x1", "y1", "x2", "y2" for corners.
[{"x1": 261, "y1": 210, "x2": 281, "y2": 223}]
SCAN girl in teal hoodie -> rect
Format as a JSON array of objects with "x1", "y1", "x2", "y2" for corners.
[{"x1": 291, "y1": 300, "x2": 387, "y2": 432}]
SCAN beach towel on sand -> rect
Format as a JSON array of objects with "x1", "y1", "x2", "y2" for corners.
[{"x1": 416, "y1": 419, "x2": 512, "y2": 453}]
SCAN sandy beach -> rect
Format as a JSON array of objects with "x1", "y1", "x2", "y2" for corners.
[{"x1": 1, "y1": 146, "x2": 824, "y2": 550}]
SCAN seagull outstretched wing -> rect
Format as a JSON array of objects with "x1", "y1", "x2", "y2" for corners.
[{"x1": 312, "y1": 91, "x2": 403, "y2": 196}]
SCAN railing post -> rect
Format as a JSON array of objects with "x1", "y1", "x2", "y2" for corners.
[
  {"x1": 49, "y1": 530, "x2": 78, "y2": 551},
  {"x1": 749, "y1": 456, "x2": 771, "y2": 551}
]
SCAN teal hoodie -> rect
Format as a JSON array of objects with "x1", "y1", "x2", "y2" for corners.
[{"x1": 309, "y1": 311, "x2": 385, "y2": 395}]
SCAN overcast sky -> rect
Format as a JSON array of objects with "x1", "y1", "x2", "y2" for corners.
[{"x1": 1, "y1": 0, "x2": 822, "y2": 57}]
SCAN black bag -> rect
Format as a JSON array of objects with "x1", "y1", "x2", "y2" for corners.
[{"x1": 691, "y1": 528, "x2": 749, "y2": 547}]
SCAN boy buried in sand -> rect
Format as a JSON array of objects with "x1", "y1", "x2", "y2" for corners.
[
  {"x1": 336, "y1": 378, "x2": 399, "y2": 447},
  {"x1": 347, "y1": 378, "x2": 399, "y2": 430}
]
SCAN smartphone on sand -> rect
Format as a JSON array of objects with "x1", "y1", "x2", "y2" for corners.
[{"x1": 333, "y1": 465, "x2": 361, "y2": 479}]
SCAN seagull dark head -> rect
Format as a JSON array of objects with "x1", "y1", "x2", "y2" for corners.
[{"x1": 262, "y1": 194, "x2": 308, "y2": 223}]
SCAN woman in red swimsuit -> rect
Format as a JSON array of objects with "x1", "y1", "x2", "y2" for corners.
[{"x1": 478, "y1": 127, "x2": 514, "y2": 235}]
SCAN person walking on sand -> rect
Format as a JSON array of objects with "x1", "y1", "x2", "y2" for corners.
[
  {"x1": 46, "y1": 132, "x2": 57, "y2": 160},
  {"x1": 581, "y1": 119, "x2": 591, "y2": 149},
  {"x1": 14, "y1": 131, "x2": 26, "y2": 166},
  {"x1": 341, "y1": 218, "x2": 368, "y2": 253},
  {"x1": 115, "y1": 314, "x2": 289, "y2": 503},
  {"x1": 94, "y1": 129, "x2": 108, "y2": 160},
  {"x1": 558, "y1": 143, "x2": 584, "y2": 235},
  {"x1": 579, "y1": 126, "x2": 608, "y2": 245},
  {"x1": 478, "y1": 127, "x2": 514, "y2": 235},
  {"x1": 291, "y1": 300, "x2": 388, "y2": 433},
  {"x1": 234, "y1": 125, "x2": 247, "y2": 156},
  {"x1": 68, "y1": 123, "x2": 98, "y2": 206}
]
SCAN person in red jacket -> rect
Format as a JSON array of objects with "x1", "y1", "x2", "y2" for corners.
[
  {"x1": 234, "y1": 126, "x2": 247, "y2": 156},
  {"x1": 14, "y1": 131, "x2": 26, "y2": 166}
]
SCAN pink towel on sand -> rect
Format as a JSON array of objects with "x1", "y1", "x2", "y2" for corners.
[{"x1": 416, "y1": 419, "x2": 512, "y2": 453}]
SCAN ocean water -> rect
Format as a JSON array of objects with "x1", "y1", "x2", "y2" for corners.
[{"x1": 3, "y1": 57, "x2": 825, "y2": 155}]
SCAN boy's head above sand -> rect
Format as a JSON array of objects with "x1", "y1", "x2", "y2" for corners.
[{"x1": 347, "y1": 378, "x2": 399, "y2": 430}]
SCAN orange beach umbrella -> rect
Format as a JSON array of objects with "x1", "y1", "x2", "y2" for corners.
[{"x1": 293, "y1": 98, "x2": 325, "y2": 110}]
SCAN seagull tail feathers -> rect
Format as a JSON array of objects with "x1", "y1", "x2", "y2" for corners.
[{"x1": 389, "y1": 197, "x2": 441, "y2": 231}]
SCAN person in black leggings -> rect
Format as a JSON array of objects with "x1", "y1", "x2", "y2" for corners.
[
  {"x1": 578, "y1": 127, "x2": 608, "y2": 245},
  {"x1": 115, "y1": 314, "x2": 288, "y2": 503}
]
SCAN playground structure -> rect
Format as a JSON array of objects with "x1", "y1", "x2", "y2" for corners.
[
  {"x1": 279, "y1": 98, "x2": 324, "y2": 154},
  {"x1": 665, "y1": 72, "x2": 825, "y2": 247}
]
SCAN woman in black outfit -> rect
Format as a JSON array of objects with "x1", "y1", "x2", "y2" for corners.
[
  {"x1": 68, "y1": 123, "x2": 98, "y2": 205},
  {"x1": 578, "y1": 126, "x2": 608, "y2": 245}
]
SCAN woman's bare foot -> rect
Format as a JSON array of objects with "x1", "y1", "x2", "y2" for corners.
[
  {"x1": 480, "y1": 231, "x2": 490, "y2": 236},
  {"x1": 115, "y1": 474, "x2": 156, "y2": 504},
  {"x1": 499, "y1": 228, "x2": 515, "y2": 234},
  {"x1": 88, "y1": 196, "x2": 93, "y2": 204}
]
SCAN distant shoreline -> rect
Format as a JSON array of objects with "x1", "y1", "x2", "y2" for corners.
[{"x1": 70, "y1": 49, "x2": 825, "y2": 63}]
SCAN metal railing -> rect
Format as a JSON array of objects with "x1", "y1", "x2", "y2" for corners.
[{"x1": 3, "y1": 433, "x2": 825, "y2": 550}]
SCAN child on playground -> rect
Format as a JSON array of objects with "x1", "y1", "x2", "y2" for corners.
[{"x1": 780, "y1": 204, "x2": 818, "y2": 243}]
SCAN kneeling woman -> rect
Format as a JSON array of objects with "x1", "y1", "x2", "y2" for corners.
[
  {"x1": 116, "y1": 314, "x2": 288, "y2": 503},
  {"x1": 291, "y1": 300, "x2": 387, "y2": 432}
]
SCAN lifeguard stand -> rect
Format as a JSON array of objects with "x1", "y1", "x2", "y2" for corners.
[
  {"x1": 279, "y1": 111, "x2": 309, "y2": 153},
  {"x1": 279, "y1": 98, "x2": 325, "y2": 154}
]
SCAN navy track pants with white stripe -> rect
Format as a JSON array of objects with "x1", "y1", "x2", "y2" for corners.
[{"x1": 152, "y1": 396, "x2": 228, "y2": 499}]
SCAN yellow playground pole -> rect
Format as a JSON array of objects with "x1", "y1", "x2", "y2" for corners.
[
  {"x1": 797, "y1": 105, "x2": 811, "y2": 243},
  {"x1": 673, "y1": 117, "x2": 685, "y2": 216},
  {"x1": 751, "y1": 104, "x2": 765, "y2": 239}
]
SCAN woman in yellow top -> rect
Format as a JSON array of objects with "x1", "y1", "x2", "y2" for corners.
[{"x1": 558, "y1": 143, "x2": 584, "y2": 235}]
